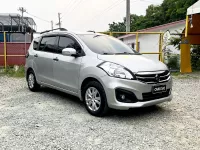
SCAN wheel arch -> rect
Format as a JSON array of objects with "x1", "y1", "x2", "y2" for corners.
[{"x1": 80, "y1": 77, "x2": 104, "y2": 100}]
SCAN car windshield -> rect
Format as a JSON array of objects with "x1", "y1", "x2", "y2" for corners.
[{"x1": 78, "y1": 34, "x2": 140, "y2": 55}]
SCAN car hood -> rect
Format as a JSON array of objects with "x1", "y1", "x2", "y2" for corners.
[{"x1": 97, "y1": 54, "x2": 168, "y2": 73}]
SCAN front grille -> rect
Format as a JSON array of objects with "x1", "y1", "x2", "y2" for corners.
[
  {"x1": 142, "y1": 89, "x2": 171, "y2": 101},
  {"x1": 135, "y1": 70, "x2": 170, "y2": 84}
]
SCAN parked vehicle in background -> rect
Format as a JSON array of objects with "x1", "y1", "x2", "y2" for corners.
[{"x1": 25, "y1": 29, "x2": 172, "y2": 117}]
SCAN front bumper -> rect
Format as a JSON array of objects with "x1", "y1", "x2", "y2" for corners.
[{"x1": 101, "y1": 76, "x2": 173, "y2": 110}]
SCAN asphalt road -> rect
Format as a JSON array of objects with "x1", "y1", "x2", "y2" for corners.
[{"x1": 0, "y1": 76, "x2": 200, "y2": 150}]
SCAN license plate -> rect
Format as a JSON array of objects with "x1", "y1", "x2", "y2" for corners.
[{"x1": 152, "y1": 85, "x2": 166, "y2": 94}]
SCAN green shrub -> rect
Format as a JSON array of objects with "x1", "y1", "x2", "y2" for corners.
[
  {"x1": 1, "y1": 66, "x2": 25, "y2": 77},
  {"x1": 167, "y1": 56, "x2": 179, "y2": 70},
  {"x1": 191, "y1": 46, "x2": 200, "y2": 70}
]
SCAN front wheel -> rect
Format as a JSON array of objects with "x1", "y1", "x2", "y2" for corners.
[
  {"x1": 27, "y1": 70, "x2": 40, "y2": 92},
  {"x1": 83, "y1": 81, "x2": 109, "y2": 117}
]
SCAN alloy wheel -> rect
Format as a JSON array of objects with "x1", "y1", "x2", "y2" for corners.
[{"x1": 85, "y1": 87, "x2": 101, "y2": 112}]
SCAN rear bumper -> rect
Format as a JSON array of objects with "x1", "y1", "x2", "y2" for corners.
[{"x1": 101, "y1": 76, "x2": 173, "y2": 110}]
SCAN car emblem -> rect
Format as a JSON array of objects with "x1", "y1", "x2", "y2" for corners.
[{"x1": 155, "y1": 74, "x2": 160, "y2": 83}]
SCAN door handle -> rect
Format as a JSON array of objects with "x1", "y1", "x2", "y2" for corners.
[
  {"x1": 53, "y1": 57, "x2": 59, "y2": 61},
  {"x1": 34, "y1": 54, "x2": 38, "y2": 57}
]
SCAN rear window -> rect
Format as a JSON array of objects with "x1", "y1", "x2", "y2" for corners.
[{"x1": 33, "y1": 37, "x2": 40, "y2": 50}]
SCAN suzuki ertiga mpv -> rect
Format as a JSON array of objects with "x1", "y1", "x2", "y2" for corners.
[{"x1": 25, "y1": 30, "x2": 172, "y2": 116}]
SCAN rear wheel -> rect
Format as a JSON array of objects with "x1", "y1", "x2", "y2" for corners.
[
  {"x1": 83, "y1": 81, "x2": 109, "y2": 117},
  {"x1": 27, "y1": 70, "x2": 40, "y2": 92}
]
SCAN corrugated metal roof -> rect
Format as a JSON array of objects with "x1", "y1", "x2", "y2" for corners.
[
  {"x1": 0, "y1": 13, "x2": 36, "y2": 26},
  {"x1": 118, "y1": 20, "x2": 185, "y2": 39}
]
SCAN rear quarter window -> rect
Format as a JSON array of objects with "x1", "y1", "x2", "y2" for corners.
[{"x1": 33, "y1": 37, "x2": 40, "y2": 50}]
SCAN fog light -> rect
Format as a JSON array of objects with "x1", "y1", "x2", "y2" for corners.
[
  {"x1": 115, "y1": 88, "x2": 138, "y2": 103},
  {"x1": 120, "y1": 95, "x2": 126, "y2": 100}
]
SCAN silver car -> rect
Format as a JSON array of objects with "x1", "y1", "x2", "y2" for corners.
[{"x1": 25, "y1": 30, "x2": 172, "y2": 117}]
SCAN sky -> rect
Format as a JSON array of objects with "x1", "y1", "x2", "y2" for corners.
[{"x1": 1, "y1": 0, "x2": 163, "y2": 32}]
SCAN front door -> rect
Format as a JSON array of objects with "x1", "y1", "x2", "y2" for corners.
[{"x1": 53, "y1": 36, "x2": 83, "y2": 93}]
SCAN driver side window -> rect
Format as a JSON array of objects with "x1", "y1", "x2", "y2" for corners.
[{"x1": 58, "y1": 36, "x2": 81, "y2": 54}]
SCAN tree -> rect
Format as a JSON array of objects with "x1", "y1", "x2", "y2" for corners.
[
  {"x1": 108, "y1": 22, "x2": 126, "y2": 32},
  {"x1": 108, "y1": 0, "x2": 198, "y2": 35}
]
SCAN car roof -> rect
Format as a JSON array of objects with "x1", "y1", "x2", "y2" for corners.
[{"x1": 41, "y1": 31, "x2": 104, "y2": 36}]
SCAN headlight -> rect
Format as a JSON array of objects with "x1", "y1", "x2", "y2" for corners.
[{"x1": 98, "y1": 62, "x2": 135, "y2": 80}]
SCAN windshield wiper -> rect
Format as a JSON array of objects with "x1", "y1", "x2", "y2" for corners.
[
  {"x1": 115, "y1": 52, "x2": 133, "y2": 55},
  {"x1": 93, "y1": 35, "x2": 102, "y2": 38},
  {"x1": 103, "y1": 52, "x2": 140, "y2": 55},
  {"x1": 115, "y1": 52, "x2": 141, "y2": 55},
  {"x1": 103, "y1": 53, "x2": 114, "y2": 55}
]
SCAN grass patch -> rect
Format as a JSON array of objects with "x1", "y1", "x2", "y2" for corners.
[
  {"x1": 0, "y1": 66, "x2": 25, "y2": 78},
  {"x1": 171, "y1": 72, "x2": 180, "y2": 76}
]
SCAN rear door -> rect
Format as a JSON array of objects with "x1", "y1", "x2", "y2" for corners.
[
  {"x1": 33, "y1": 36, "x2": 57, "y2": 85},
  {"x1": 53, "y1": 35, "x2": 83, "y2": 93}
]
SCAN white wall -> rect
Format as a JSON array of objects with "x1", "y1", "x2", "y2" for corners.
[{"x1": 122, "y1": 23, "x2": 185, "y2": 61}]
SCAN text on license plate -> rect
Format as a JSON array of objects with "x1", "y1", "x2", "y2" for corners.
[{"x1": 152, "y1": 85, "x2": 166, "y2": 93}]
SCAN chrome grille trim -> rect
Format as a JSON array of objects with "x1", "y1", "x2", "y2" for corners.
[
  {"x1": 135, "y1": 70, "x2": 171, "y2": 84},
  {"x1": 136, "y1": 71, "x2": 166, "y2": 75},
  {"x1": 160, "y1": 72, "x2": 170, "y2": 78}
]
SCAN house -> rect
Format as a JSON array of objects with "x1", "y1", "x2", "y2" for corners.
[
  {"x1": 0, "y1": 13, "x2": 36, "y2": 42},
  {"x1": 118, "y1": 20, "x2": 186, "y2": 61}
]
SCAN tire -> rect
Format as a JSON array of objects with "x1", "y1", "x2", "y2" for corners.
[
  {"x1": 27, "y1": 70, "x2": 40, "y2": 92},
  {"x1": 83, "y1": 81, "x2": 109, "y2": 117}
]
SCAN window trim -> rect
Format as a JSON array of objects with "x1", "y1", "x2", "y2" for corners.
[{"x1": 38, "y1": 35, "x2": 58, "y2": 53}]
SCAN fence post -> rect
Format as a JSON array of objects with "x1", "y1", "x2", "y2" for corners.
[
  {"x1": 3, "y1": 32, "x2": 7, "y2": 70},
  {"x1": 159, "y1": 33, "x2": 162, "y2": 61},
  {"x1": 185, "y1": 15, "x2": 189, "y2": 37},
  {"x1": 109, "y1": 32, "x2": 113, "y2": 36},
  {"x1": 136, "y1": 33, "x2": 139, "y2": 51},
  {"x1": 160, "y1": 33, "x2": 164, "y2": 62}
]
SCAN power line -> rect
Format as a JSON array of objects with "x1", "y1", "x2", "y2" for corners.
[
  {"x1": 65, "y1": 0, "x2": 85, "y2": 18},
  {"x1": 62, "y1": 0, "x2": 84, "y2": 19},
  {"x1": 62, "y1": 0, "x2": 74, "y2": 12},
  {"x1": 88, "y1": 0, "x2": 125, "y2": 21},
  {"x1": 61, "y1": 0, "x2": 76, "y2": 18},
  {"x1": 25, "y1": 12, "x2": 51, "y2": 23}
]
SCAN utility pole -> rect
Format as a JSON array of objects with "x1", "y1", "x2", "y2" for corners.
[
  {"x1": 18, "y1": 7, "x2": 27, "y2": 32},
  {"x1": 56, "y1": 13, "x2": 62, "y2": 28},
  {"x1": 126, "y1": 0, "x2": 130, "y2": 32},
  {"x1": 51, "y1": 20, "x2": 54, "y2": 30}
]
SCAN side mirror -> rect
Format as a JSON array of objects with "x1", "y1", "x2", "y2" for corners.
[{"x1": 62, "y1": 48, "x2": 77, "y2": 56}]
